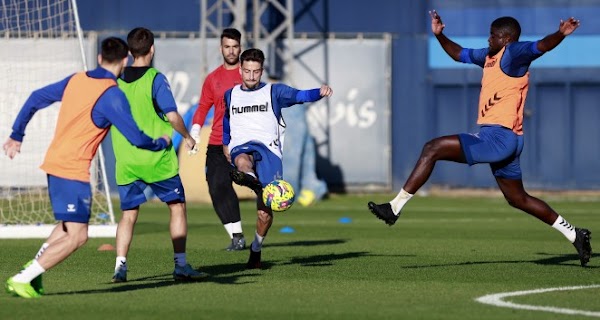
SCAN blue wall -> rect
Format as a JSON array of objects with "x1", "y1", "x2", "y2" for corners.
[{"x1": 77, "y1": 0, "x2": 600, "y2": 190}]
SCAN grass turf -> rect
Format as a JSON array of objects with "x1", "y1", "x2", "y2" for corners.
[{"x1": 1, "y1": 194, "x2": 599, "y2": 319}]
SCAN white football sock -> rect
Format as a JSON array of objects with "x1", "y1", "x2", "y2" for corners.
[
  {"x1": 13, "y1": 260, "x2": 45, "y2": 283},
  {"x1": 390, "y1": 188, "x2": 413, "y2": 215},
  {"x1": 552, "y1": 215, "x2": 576, "y2": 243},
  {"x1": 115, "y1": 256, "x2": 127, "y2": 271},
  {"x1": 223, "y1": 223, "x2": 233, "y2": 239},
  {"x1": 174, "y1": 253, "x2": 187, "y2": 267},
  {"x1": 231, "y1": 221, "x2": 243, "y2": 235},
  {"x1": 251, "y1": 231, "x2": 264, "y2": 252},
  {"x1": 35, "y1": 243, "x2": 49, "y2": 260}
]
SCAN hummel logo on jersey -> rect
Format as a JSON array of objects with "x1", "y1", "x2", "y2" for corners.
[
  {"x1": 67, "y1": 204, "x2": 76, "y2": 212},
  {"x1": 231, "y1": 102, "x2": 269, "y2": 114},
  {"x1": 481, "y1": 93, "x2": 502, "y2": 117}
]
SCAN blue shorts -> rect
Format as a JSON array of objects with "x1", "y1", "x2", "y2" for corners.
[
  {"x1": 48, "y1": 175, "x2": 92, "y2": 223},
  {"x1": 117, "y1": 175, "x2": 185, "y2": 210},
  {"x1": 230, "y1": 142, "x2": 283, "y2": 187},
  {"x1": 458, "y1": 126, "x2": 524, "y2": 179}
]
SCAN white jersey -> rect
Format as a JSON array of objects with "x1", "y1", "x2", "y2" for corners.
[{"x1": 228, "y1": 83, "x2": 285, "y2": 159}]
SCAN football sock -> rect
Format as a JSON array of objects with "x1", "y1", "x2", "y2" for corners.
[
  {"x1": 174, "y1": 253, "x2": 187, "y2": 267},
  {"x1": 13, "y1": 260, "x2": 45, "y2": 283},
  {"x1": 251, "y1": 231, "x2": 264, "y2": 252},
  {"x1": 115, "y1": 256, "x2": 127, "y2": 271},
  {"x1": 231, "y1": 221, "x2": 243, "y2": 235},
  {"x1": 223, "y1": 223, "x2": 233, "y2": 239},
  {"x1": 35, "y1": 243, "x2": 49, "y2": 260},
  {"x1": 552, "y1": 215, "x2": 576, "y2": 243},
  {"x1": 390, "y1": 188, "x2": 413, "y2": 215}
]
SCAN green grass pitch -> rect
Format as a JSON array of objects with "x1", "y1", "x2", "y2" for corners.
[{"x1": 1, "y1": 194, "x2": 599, "y2": 319}]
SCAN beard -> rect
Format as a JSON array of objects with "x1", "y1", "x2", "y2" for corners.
[{"x1": 224, "y1": 55, "x2": 239, "y2": 66}]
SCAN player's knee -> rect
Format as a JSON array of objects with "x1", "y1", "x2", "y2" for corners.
[
  {"x1": 505, "y1": 193, "x2": 528, "y2": 209},
  {"x1": 422, "y1": 139, "x2": 439, "y2": 158},
  {"x1": 68, "y1": 231, "x2": 88, "y2": 249},
  {"x1": 257, "y1": 210, "x2": 272, "y2": 224},
  {"x1": 121, "y1": 210, "x2": 138, "y2": 223},
  {"x1": 77, "y1": 234, "x2": 88, "y2": 248}
]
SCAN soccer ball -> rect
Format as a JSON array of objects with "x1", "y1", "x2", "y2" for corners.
[{"x1": 262, "y1": 179, "x2": 295, "y2": 212}]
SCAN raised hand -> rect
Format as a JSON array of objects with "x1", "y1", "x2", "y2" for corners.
[
  {"x1": 559, "y1": 17, "x2": 580, "y2": 36},
  {"x1": 429, "y1": 9, "x2": 445, "y2": 35},
  {"x1": 320, "y1": 85, "x2": 333, "y2": 97}
]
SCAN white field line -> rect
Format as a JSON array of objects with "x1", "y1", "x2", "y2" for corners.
[{"x1": 475, "y1": 285, "x2": 600, "y2": 317}]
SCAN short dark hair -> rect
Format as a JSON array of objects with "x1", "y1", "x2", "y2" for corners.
[
  {"x1": 491, "y1": 16, "x2": 521, "y2": 41},
  {"x1": 240, "y1": 48, "x2": 265, "y2": 66},
  {"x1": 221, "y1": 28, "x2": 241, "y2": 43},
  {"x1": 127, "y1": 27, "x2": 154, "y2": 58},
  {"x1": 101, "y1": 37, "x2": 128, "y2": 63}
]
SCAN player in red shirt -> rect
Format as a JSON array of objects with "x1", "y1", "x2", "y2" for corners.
[{"x1": 189, "y1": 28, "x2": 245, "y2": 251}]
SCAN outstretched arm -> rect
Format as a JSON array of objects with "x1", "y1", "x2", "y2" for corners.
[
  {"x1": 4, "y1": 75, "x2": 72, "y2": 159},
  {"x1": 537, "y1": 17, "x2": 580, "y2": 53},
  {"x1": 292, "y1": 85, "x2": 333, "y2": 103},
  {"x1": 429, "y1": 9, "x2": 462, "y2": 61}
]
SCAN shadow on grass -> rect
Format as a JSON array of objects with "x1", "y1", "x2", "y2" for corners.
[
  {"x1": 45, "y1": 251, "x2": 369, "y2": 296},
  {"x1": 264, "y1": 239, "x2": 348, "y2": 248},
  {"x1": 402, "y1": 253, "x2": 600, "y2": 269},
  {"x1": 45, "y1": 241, "x2": 410, "y2": 296},
  {"x1": 282, "y1": 251, "x2": 389, "y2": 267},
  {"x1": 45, "y1": 264, "x2": 261, "y2": 296},
  {"x1": 263, "y1": 240, "x2": 414, "y2": 267}
]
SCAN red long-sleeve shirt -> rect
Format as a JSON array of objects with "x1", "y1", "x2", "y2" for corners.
[{"x1": 192, "y1": 65, "x2": 241, "y2": 145}]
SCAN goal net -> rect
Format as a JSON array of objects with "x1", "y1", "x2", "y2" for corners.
[{"x1": 0, "y1": 0, "x2": 115, "y2": 238}]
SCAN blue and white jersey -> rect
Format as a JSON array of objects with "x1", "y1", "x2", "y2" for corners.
[
  {"x1": 223, "y1": 81, "x2": 323, "y2": 160},
  {"x1": 227, "y1": 83, "x2": 285, "y2": 158}
]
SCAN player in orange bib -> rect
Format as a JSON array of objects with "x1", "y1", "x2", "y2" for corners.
[
  {"x1": 3, "y1": 37, "x2": 171, "y2": 298},
  {"x1": 368, "y1": 10, "x2": 592, "y2": 267}
]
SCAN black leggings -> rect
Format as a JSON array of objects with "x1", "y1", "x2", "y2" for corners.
[{"x1": 205, "y1": 145, "x2": 241, "y2": 224}]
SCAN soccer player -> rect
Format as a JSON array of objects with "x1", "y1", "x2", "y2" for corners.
[
  {"x1": 223, "y1": 48, "x2": 333, "y2": 268},
  {"x1": 3, "y1": 37, "x2": 172, "y2": 299},
  {"x1": 368, "y1": 10, "x2": 592, "y2": 267},
  {"x1": 110, "y1": 27, "x2": 208, "y2": 283},
  {"x1": 189, "y1": 28, "x2": 246, "y2": 251}
]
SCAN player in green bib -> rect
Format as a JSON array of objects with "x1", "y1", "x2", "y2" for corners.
[
  {"x1": 112, "y1": 67, "x2": 178, "y2": 184},
  {"x1": 110, "y1": 27, "x2": 209, "y2": 283}
]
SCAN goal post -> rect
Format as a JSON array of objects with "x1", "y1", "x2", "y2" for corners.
[{"x1": 0, "y1": 0, "x2": 116, "y2": 239}]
